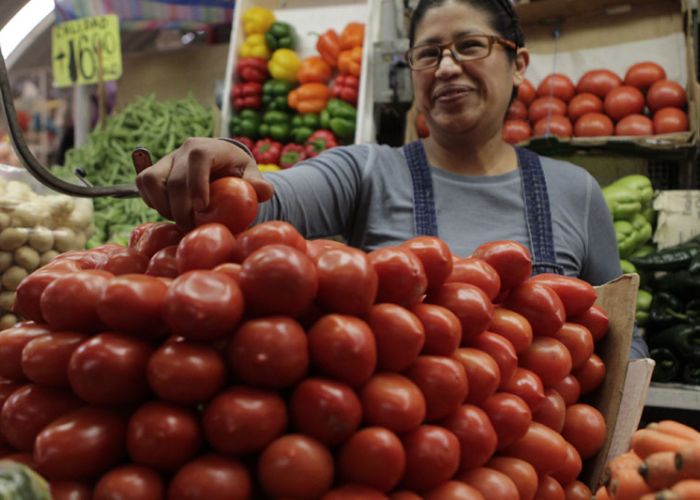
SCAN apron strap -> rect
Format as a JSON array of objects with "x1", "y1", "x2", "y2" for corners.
[{"x1": 403, "y1": 140, "x2": 439, "y2": 237}]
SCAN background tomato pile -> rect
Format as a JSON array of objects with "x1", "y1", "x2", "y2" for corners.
[
  {"x1": 503, "y1": 61, "x2": 689, "y2": 144},
  {"x1": 0, "y1": 177, "x2": 614, "y2": 499}
]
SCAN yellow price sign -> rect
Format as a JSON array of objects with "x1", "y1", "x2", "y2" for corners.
[{"x1": 52, "y1": 14, "x2": 122, "y2": 88}]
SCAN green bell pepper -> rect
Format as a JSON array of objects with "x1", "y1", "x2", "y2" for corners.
[
  {"x1": 263, "y1": 79, "x2": 296, "y2": 112},
  {"x1": 259, "y1": 110, "x2": 293, "y2": 142},
  {"x1": 291, "y1": 113, "x2": 320, "y2": 144},
  {"x1": 602, "y1": 184, "x2": 642, "y2": 221},
  {"x1": 320, "y1": 98, "x2": 357, "y2": 142},
  {"x1": 650, "y1": 291, "x2": 687, "y2": 328},
  {"x1": 650, "y1": 347, "x2": 680, "y2": 383},
  {"x1": 642, "y1": 204, "x2": 656, "y2": 226},
  {"x1": 615, "y1": 220, "x2": 640, "y2": 259},
  {"x1": 230, "y1": 109, "x2": 262, "y2": 138},
  {"x1": 636, "y1": 289, "x2": 653, "y2": 326},
  {"x1": 649, "y1": 323, "x2": 700, "y2": 360},
  {"x1": 609, "y1": 174, "x2": 654, "y2": 204},
  {"x1": 265, "y1": 22, "x2": 296, "y2": 51},
  {"x1": 620, "y1": 259, "x2": 637, "y2": 274},
  {"x1": 630, "y1": 244, "x2": 656, "y2": 259},
  {"x1": 630, "y1": 213, "x2": 653, "y2": 249}
]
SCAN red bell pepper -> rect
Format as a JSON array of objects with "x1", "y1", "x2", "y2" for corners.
[
  {"x1": 232, "y1": 82, "x2": 263, "y2": 110},
  {"x1": 235, "y1": 57, "x2": 270, "y2": 83},
  {"x1": 331, "y1": 75, "x2": 359, "y2": 106},
  {"x1": 340, "y1": 22, "x2": 365, "y2": 50},
  {"x1": 232, "y1": 136, "x2": 255, "y2": 152},
  {"x1": 338, "y1": 46, "x2": 362, "y2": 77},
  {"x1": 305, "y1": 130, "x2": 338, "y2": 158},
  {"x1": 252, "y1": 138, "x2": 283, "y2": 165},
  {"x1": 279, "y1": 143, "x2": 307, "y2": 169},
  {"x1": 316, "y1": 29, "x2": 341, "y2": 68}
]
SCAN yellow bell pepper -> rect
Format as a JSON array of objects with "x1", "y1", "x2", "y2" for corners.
[
  {"x1": 268, "y1": 49, "x2": 301, "y2": 83},
  {"x1": 258, "y1": 164, "x2": 281, "y2": 172},
  {"x1": 243, "y1": 7, "x2": 275, "y2": 35},
  {"x1": 240, "y1": 34, "x2": 270, "y2": 59}
]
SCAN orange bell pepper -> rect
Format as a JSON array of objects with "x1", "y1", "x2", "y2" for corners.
[
  {"x1": 316, "y1": 29, "x2": 341, "y2": 68},
  {"x1": 288, "y1": 83, "x2": 332, "y2": 114},
  {"x1": 338, "y1": 46, "x2": 362, "y2": 77},
  {"x1": 297, "y1": 56, "x2": 332, "y2": 84},
  {"x1": 340, "y1": 22, "x2": 365, "y2": 49}
]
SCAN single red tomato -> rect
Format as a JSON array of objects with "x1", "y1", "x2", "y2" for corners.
[
  {"x1": 338, "y1": 427, "x2": 406, "y2": 492},
  {"x1": 503, "y1": 422, "x2": 568, "y2": 476},
  {"x1": 532, "y1": 389, "x2": 566, "y2": 433},
  {"x1": 145, "y1": 245, "x2": 179, "y2": 278},
  {"x1": 624, "y1": 62, "x2": 666, "y2": 91},
  {"x1": 537, "y1": 74, "x2": 576, "y2": 102},
  {"x1": 488, "y1": 457, "x2": 538, "y2": 500},
  {"x1": 500, "y1": 367, "x2": 546, "y2": 412},
  {"x1": 452, "y1": 348, "x2": 501, "y2": 406},
  {"x1": 367, "y1": 304, "x2": 425, "y2": 372},
  {"x1": 368, "y1": 247, "x2": 428, "y2": 308},
  {"x1": 472, "y1": 240, "x2": 532, "y2": 291},
  {"x1": 653, "y1": 107, "x2": 689, "y2": 134},
  {"x1": 0, "y1": 323, "x2": 51, "y2": 381},
  {"x1": 323, "y1": 485, "x2": 389, "y2": 500},
  {"x1": 239, "y1": 244, "x2": 318, "y2": 317},
  {"x1": 0, "y1": 378, "x2": 22, "y2": 416},
  {"x1": 95, "y1": 247, "x2": 148, "y2": 276},
  {"x1": 564, "y1": 481, "x2": 592, "y2": 500},
  {"x1": 34, "y1": 407, "x2": 127, "y2": 481},
  {"x1": 528, "y1": 97, "x2": 567, "y2": 124},
  {"x1": 290, "y1": 378, "x2": 361, "y2": 446},
  {"x1": 133, "y1": 222, "x2": 183, "y2": 258},
  {"x1": 315, "y1": 246, "x2": 378, "y2": 315},
  {"x1": 227, "y1": 317, "x2": 308, "y2": 389},
  {"x1": 535, "y1": 475, "x2": 565, "y2": 500},
  {"x1": 482, "y1": 392, "x2": 532, "y2": 450},
  {"x1": 574, "y1": 112, "x2": 614, "y2": 137},
  {"x1": 439, "y1": 404, "x2": 497, "y2": 472},
  {"x1": 519, "y1": 337, "x2": 572, "y2": 387},
  {"x1": 14, "y1": 267, "x2": 76, "y2": 324},
  {"x1": 572, "y1": 353, "x2": 606, "y2": 394},
  {"x1": 50, "y1": 251, "x2": 108, "y2": 271},
  {"x1": 203, "y1": 387, "x2": 287, "y2": 456},
  {"x1": 306, "y1": 239, "x2": 348, "y2": 261},
  {"x1": 400, "y1": 425, "x2": 461, "y2": 492},
  {"x1": 258, "y1": 434, "x2": 334, "y2": 499},
  {"x1": 506, "y1": 281, "x2": 566, "y2": 336},
  {"x1": 23, "y1": 331, "x2": 87, "y2": 387},
  {"x1": 176, "y1": 223, "x2": 236, "y2": 273},
  {"x1": 502, "y1": 120, "x2": 532, "y2": 144},
  {"x1": 1, "y1": 384, "x2": 82, "y2": 451},
  {"x1": 506, "y1": 100, "x2": 528, "y2": 121},
  {"x1": 231, "y1": 220, "x2": 306, "y2": 263},
  {"x1": 646, "y1": 79, "x2": 686, "y2": 112},
  {"x1": 562, "y1": 404, "x2": 607, "y2": 459},
  {"x1": 428, "y1": 283, "x2": 493, "y2": 344},
  {"x1": 518, "y1": 79, "x2": 536, "y2": 104},
  {"x1": 50, "y1": 482, "x2": 93, "y2": 500},
  {"x1": 405, "y1": 356, "x2": 468, "y2": 421},
  {"x1": 212, "y1": 262, "x2": 242, "y2": 282},
  {"x1": 551, "y1": 323, "x2": 594, "y2": 370},
  {"x1": 416, "y1": 113, "x2": 430, "y2": 138},
  {"x1": 534, "y1": 115, "x2": 573, "y2": 138},
  {"x1": 568, "y1": 93, "x2": 603, "y2": 122},
  {"x1": 425, "y1": 481, "x2": 485, "y2": 500},
  {"x1": 168, "y1": 454, "x2": 252, "y2": 500},
  {"x1": 488, "y1": 308, "x2": 532, "y2": 354},
  {"x1": 129, "y1": 222, "x2": 155, "y2": 249},
  {"x1": 164, "y1": 270, "x2": 244, "y2": 341},
  {"x1": 446, "y1": 257, "x2": 501, "y2": 301},
  {"x1": 93, "y1": 465, "x2": 165, "y2": 500},
  {"x1": 194, "y1": 177, "x2": 258, "y2": 234},
  {"x1": 147, "y1": 337, "x2": 227, "y2": 405},
  {"x1": 551, "y1": 375, "x2": 581, "y2": 406},
  {"x1": 68, "y1": 332, "x2": 152, "y2": 405},
  {"x1": 471, "y1": 331, "x2": 518, "y2": 388},
  {"x1": 40, "y1": 270, "x2": 113, "y2": 333},
  {"x1": 307, "y1": 314, "x2": 377, "y2": 387},
  {"x1": 576, "y1": 69, "x2": 622, "y2": 98},
  {"x1": 569, "y1": 305, "x2": 609, "y2": 343},
  {"x1": 551, "y1": 442, "x2": 583, "y2": 487},
  {"x1": 411, "y1": 303, "x2": 462, "y2": 356},
  {"x1": 604, "y1": 86, "x2": 645, "y2": 121},
  {"x1": 615, "y1": 114, "x2": 654, "y2": 136},
  {"x1": 361, "y1": 373, "x2": 425, "y2": 433},
  {"x1": 401, "y1": 236, "x2": 453, "y2": 291},
  {"x1": 529, "y1": 273, "x2": 597, "y2": 317},
  {"x1": 457, "y1": 467, "x2": 519, "y2": 500}
]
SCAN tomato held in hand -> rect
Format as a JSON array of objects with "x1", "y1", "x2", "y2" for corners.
[
  {"x1": 400, "y1": 425, "x2": 461, "y2": 493},
  {"x1": 517, "y1": 79, "x2": 536, "y2": 104},
  {"x1": 168, "y1": 454, "x2": 252, "y2": 500},
  {"x1": 368, "y1": 247, "x2": 428, "y2": 308},
  {"x1": 452, "y1": 348, "x2": 501, "y2": 406},
  {"x1": 315, "y1": 246, "x2": 378, "y2": 315},
  {"x1": 615, "y1": 114, "x2": 654, "y2": 136},
  {"x1": 488, "y1": 457, "x2": 538, "y2": 500},
  {"x1": 532, "y1": 389, "x2": 566, "y2": 433},
  {"x1": 537, "y1": 74, "x2": 576, "y2": 103},
  {"x1": 145, "y1": 245, "x2": 179, "y2": 278},
  {"x1": 568, "y1": 93, "x2": 603, "y2": 122},
  {"x1": 416, "y1": 113, "x2": 430, "y2": 138},
  {"x1": 576, "y1": 69, "x2": 622, "y2": 98},
  {"x1": 258, "y1": 434, "x2": 334, "y2": 499},
  {"x1": 561, "y1": 404, "x2": 607, "y2": 459},
  {"x1": 360, "y1": 373, "x2": 425, "y2": 434},
  {"x1": 646, "y1": 79, "x2": 687, "y2": 112},
  {"x1": 401, "y1": 236, "x2": 453, "y2": 291},
  {"x1": 338, "y1": 427, "x2": 406, "y2": 492},
  {"x1": 528, "y1": 97, "x2": 567, "y2": 124},
  {"x1": 194, "y1": 177, "x2": 258, "y2": 234},
  {"x1": 653, "y1": 107, "x2": 689, "y2": 134},
  {"x1": 457, "y1": 467, "x2": 520, "y2": 500},
  {"x1": 529, "y1": 273, "x2": 597, "y2": 317},
  {"x1": 0, "y1": 322, "x2": 51, "y2": 381},
  {"x1": 503, "y1": 422, "x2": 568, "y2": 476},
  {"x1": 405, "y1": 356, "x2": 468, "y2": 421},
  {"x1": 411, "y1": 303, "x2": 462, "y2": 356},
  {"x1": 574, "y1": 112, "x2": 614, "y2": 137},
  {"x1": 506, "y1": 100, "x2": 528, "y2": 121},
  {"x1": 93, "y1": 465, "x2": 165, "y2": 500},
  {"x1": 446, "y1": 257, "x2": 501, "y2": 301},
  {"x1": 428, "y1": 283, "x2": 493, "y2": 344},
  {"x1": 604, "y1": 86, "x2": 645, "y2": 121},
  {"x1": 368, "y1": 304, "x2": 425, "y2": 372},
  {"x1": 502, "y1": 120, "x2": 532, "y2": 145},
  {"x1": 440, "y1": 404, "x2": 497, "y2": 472},
  {"x1": 482, "y1": 392, "x2": 532, "y2": 450},
  {"x1": 624, "y1": 62, "x2": 666, "y2": 91},
  {"x1": 505, "y1": 281, "x2": 566, "y2": 336},
  {"x1": 533, "y1": 115, "x2": 572, "y2": 138}
]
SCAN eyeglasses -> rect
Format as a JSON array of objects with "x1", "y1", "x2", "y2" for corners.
[{"x1": 405, "y1": 34, "x2": 517, "y2": 70}]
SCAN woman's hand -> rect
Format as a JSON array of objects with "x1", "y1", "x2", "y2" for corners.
[{"x1": 135, "y1": 137, "x2": 274, "y2": 230}]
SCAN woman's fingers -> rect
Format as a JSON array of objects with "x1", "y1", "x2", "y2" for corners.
[{"x1": 136, "y1": 153, "x2": 174, "y2": 220}]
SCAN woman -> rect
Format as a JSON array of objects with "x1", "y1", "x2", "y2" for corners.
[{"x1": 135, "y1": 0, "x2": 648, "y2": 358}]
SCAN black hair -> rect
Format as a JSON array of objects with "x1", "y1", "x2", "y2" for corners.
[{"x1": 408, "y1": 0, "x2": 525, "y2": 61}]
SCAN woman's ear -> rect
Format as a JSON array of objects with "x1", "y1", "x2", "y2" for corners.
[{"x1": 513, "y1": 47, "x2": 530, "y2": 86}]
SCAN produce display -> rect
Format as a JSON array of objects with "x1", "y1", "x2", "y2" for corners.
[
  {"x1": 503, "y1": 61, "x2": 689, "y2": 144},
  {"x1": 0, "y1": 170, "x2": 93, "y2": 330},
  {"x1": 0, "y1": 176, "x2": 616, "y2": 498},
  {"x1": 595, "y1": 420, "x2": 700, "y2": 499},
  {"x1": 54, "y1": 95, "x2": 214, "y2": 247},
  {"x1": 230, "y1": 7, "x2": 364, "y2": 170}
]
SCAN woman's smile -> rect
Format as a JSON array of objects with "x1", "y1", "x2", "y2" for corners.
[{"x1": 432, "y1": 83, "x2": 477, "y2": 103}]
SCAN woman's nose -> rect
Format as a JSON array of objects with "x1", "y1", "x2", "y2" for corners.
[{"x1": 435, "y1": 49, "x2": 462, "y2": 77}]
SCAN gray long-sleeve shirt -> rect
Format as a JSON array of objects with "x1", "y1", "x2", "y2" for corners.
[{"x1": 257, "y1": 143, "x2": 649, "y2": 358}]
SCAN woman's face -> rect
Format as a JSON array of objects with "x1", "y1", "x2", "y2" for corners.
[{"x1": 411, "y1": 0, "x2": 528, "y2": 140}]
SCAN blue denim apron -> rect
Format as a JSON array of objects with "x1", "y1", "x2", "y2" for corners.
[{"x1": 402, "y1": 140, "x2": 564, "y2": 276}]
